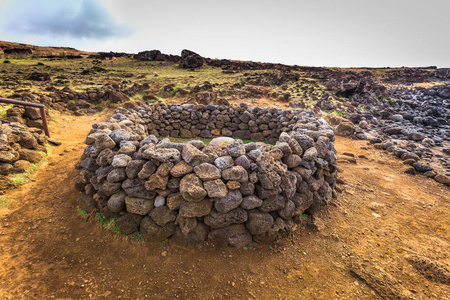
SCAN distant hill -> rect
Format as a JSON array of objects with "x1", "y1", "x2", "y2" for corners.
[{"x1": 0, "y1": 40, "x2": 96, "y2": 58}]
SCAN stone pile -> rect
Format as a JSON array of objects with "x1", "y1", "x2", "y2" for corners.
[
  {"x1": 0, "y1": 113, "x2": 52, "y2": 191},
  {"x1": 75, "y1": 104, "x2": 338, "y2": 248},
  {"x1": 340, "y1": 84, "x2": 450, "y2": 184},
  {"x1": 354, "y1": 84, "x2": 450, "y2": 144}
]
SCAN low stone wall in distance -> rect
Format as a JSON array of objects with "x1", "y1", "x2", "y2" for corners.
[{"x1": 75, "y1": 104, "x2": 337, "y2": 248}]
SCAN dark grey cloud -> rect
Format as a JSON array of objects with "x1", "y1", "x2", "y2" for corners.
[{"x1": 2, "y1": 0, "x2": 133, "y2": 39}]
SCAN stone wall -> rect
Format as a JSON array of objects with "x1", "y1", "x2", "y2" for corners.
[
  {"x1": 111, "y1": 103, "x2": 331, "y2": 144},
  {"x1": 75, "y1": 104, "x2": 338, "y2": 248}
]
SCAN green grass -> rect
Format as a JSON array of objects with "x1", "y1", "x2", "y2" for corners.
[
  {"x1": 11, "y1": 160, "x2": 44, "y2": 185},
  {"x1": 0, "y1": 104, "x2": 13, "y2": 117},
  {"x1": 169, "y1": 137, "x2": 212, "y2": 144},
  {"x1": 78, "y1": 208, "x2": 122, "y2": 234},
  {"x1": 246, "y1": 241, "x2": 259, "y2": 250},
  {"x1": 77, "y1": 207, "x2": 88, "y2": 216},
  {"x1": 129, "y1": 89, "x2": 149, "y2": 101},
  {"x1": 96, "y1": 211, "x2": 121, "y2": 234},
  {"x1": 11, "y1": 174, "x2": 28, "y2": 185},
  {"x1": 131, "y1": 231, "x2": 144, "y2": 242},
  {"x1": 94, "y1": 107, "x2": 109, "y2": 115},
  {"x1": 323, "y1": 111, "x2": 346, "y2": 117},
  {"x1": 10, "y1": 147, "x2": 52, "y2": 186},
  {"x1": 0, "y1": 196, "x2": 12, "y2": 208}
]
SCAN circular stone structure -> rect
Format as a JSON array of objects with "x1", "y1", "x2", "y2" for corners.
[{"x1": 75, "y1": 103, "x2": 337, "y2": 248}]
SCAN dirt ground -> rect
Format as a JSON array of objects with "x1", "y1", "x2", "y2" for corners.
[{"x1": 0, "y1": 113, "x2": 449, "y2": 299}]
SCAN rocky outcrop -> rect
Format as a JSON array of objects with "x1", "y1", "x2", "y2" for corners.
[
  {"x1": 135, "y1": 50, "x2": 166, "y2": 61},
  {"x1": 134, "y1": 50, "x2": 181, "y2": 62},
  {"x1": 434, "y1": 68, "x2": 450, "y2": 79},
  {"x1": 338, "y1": 84, "x2": 450, "y2": 185},
  {"x1": 179, "y1": 49, "x2": 204, "y2": 69}
]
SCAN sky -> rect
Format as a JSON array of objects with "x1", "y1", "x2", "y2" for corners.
[{"x1": 0, "y1": 0, "x2": 449, "y2": 67}]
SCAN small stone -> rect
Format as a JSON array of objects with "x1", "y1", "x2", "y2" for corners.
[
  {"x1": 176, "y1": 215, "x2": 198, "y2": 235},
  {"x1": 95, "y1": 133, "x2": 116, "y2": 149},
  {"x1": 179, "y1": 198, "x2": 213, "y2": 218},
  {"x1": 226, "y1": 181, "x2": 241, "y2": 190},
  {"x1": 18, "y1": 149, "x2": 41, "y2": 163},
  {"x1": 335, "y1": 122, "x2": 355, "y2": 136},
  {"x1": 283, "y1": 154, "x2": 302, "y2": 168},
  {"x1": 209, "y1": 137, "x2": 234, "y2": 147},
  {"x1": 112, "y1": 154, "x2": 132, "y2": 168},
  {"x1": 222, "y1": 166, "x2": 248, "y2": 182},
  {"x1": 125, "y1": 197, "x2": 154, "y2": 215},
  {"x1": 260, "y1": 194, "x2": 286, "y2": 212},
  {"x1": 401, "y1": 152, "x2": 420, "y2": 161},
  {"x1": 143, "y1": 147, "x2": 180, "y2": 163},
  {"x1": 194, "y1": 163, "x2": 221, "y2": 180},
  {"x1": 412, "y1": 162, "x2": 433, "y2": 173},
  {"x1": 140, "y1": 216, "x2": 175, "y2": 242},
  {"x1": 107, "y1": 191, "x2": 127, "y2": 213},
  {"x1": 145, "y1": 173, "x2": 169, "y2": 191},
  {"x1": 208, "y1": 224, "x2": 252, "y2": 249},
  {"x1": 167, "y1": 193, "x2": 183, "y2": 210},
  {"x1": 170, "y1": 161, "x2": 194, "y2": 177},
  {"x1": 139, "y1": 135, "x2": 158, "y2": 148},
  {"x1": 302, "y1": 147, "x2": 318, "y2": 161},
  {"x1": 107, "y1": 168, "x2": 127, "y2": 182},
  {"x1": 0, "y1": 163, "x2": 12, "y2": 175},
  {"x1": 258, "y1": 171, "x2": 281, "y2": 190},
  {"x1": 435, "y1": 174, "x2": 450, "y2": 185},
  {"x1": 182, "y1": 143, "x2": 209, "y2": 166},
  {"x1": 157, "y1": 162, "x2": 173, "y2": 177},
  {"x1": 269, "y1": 148, "x2": 284, "y2": 160},
  {"x1": 154, "y1": 195, "x2": 165, "y2": 207},
  {"x1": 278, "y1": 200, "x2": 295, "y2": 219},
  {"x1": 246, "y1": 210, "x2": 274, "y2": 235},
  {"x1": 241, "y1": 195, "x2": 263, "y2": 210},
  {"x1": 109, "y1": 129, "x2": 134, "y2": 144},
  {"x1": 116, "y1": 213, "x2": 142, "y2": 235},
  {"x1": 149, "y1": 206, "x2": 176, "y2": 227},
  {"x1": 215, "y1": 190, "x2": 243, "y2": 213},
  {"x1": 234, "y1": 155, "x2": 251, "y2": 169},
  {"x1": 226, "y1": 139, "x2": 246, "y2": 157},
  {"x1": 12, "y1": 160, "x2": 30, "y2": 173},
  {"x1": 125, "y1": 160, "x2": 146, "y2": 179},
  {"x1": 214, "y1": 156, "x2": 234, "y2": 170},
  {"x1": 204, "y1": 179, "x2": 228, "y2": 198},
  {"x1": 240, "y1": 182, "x2": 255, "y2": 195},
  {"x1": 288, "y1": 139, "x2": 303, "y2": 156},
  {"x1": 179, "y1": 173, "x2": 207, "y2": 202},
  {"x1": 47, "y1": 138, "x2": 62, "y2": 146},
  {"x1": 204, "y1": 208, "x2": 248, "y2": 229}
]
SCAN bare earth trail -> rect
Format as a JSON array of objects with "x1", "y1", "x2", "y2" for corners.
[{"x1": 0, "y1": 113, "x2": 449, "y2": 299}]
